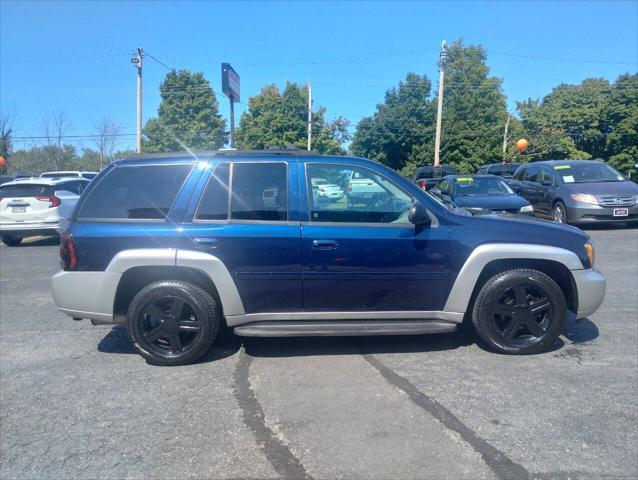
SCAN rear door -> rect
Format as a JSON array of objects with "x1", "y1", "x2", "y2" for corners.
[
  {"x1": 182, "y1": 160, "x2": 302, "y2": 314},
  {"x1": 0, "y1": 183, "x2": 56, "y2": 224}
]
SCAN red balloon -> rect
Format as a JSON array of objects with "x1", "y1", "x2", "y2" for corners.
[
  {"x1": 516, "y1": 139, "x2": 529, "y2": 152},
  {"x1": 0, "y1": 156, "x2": 5, "y2": 169}
]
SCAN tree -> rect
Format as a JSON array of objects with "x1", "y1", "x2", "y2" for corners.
[
  {"x1": 235, "y1": 83, "x2": 350, "y2": 154},
  {"x1": 437, "y1": 41, "x2": 509, "y2": 172},
  {"x1": 93, "y1": 116, "x2": 121, "y2": 169},
  {"x1": 143, "y1": 69, "x2": 227, "y2": 152},
  {"x1": 39, "y1": 111, "x2": 71, "y2": 171},
  {"x1": 350, "y1": 73, "x2": 435, "y2": 176},
  {"x1": 606, "y1": 74, "x2": 638, "y2": 177},
  {"x1": 516, "y1": 79, "x2": 612, "y2": 161}
]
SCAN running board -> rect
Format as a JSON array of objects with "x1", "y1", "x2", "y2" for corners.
[{"x1": 233, "y1": 320, "x2": 458, "y2": 337}]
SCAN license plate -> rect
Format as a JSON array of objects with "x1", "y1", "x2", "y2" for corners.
[
  {"x1": 613, "y1": 208, "x2": 629, "y2": 217},
  {"x1": 11, "y1": 206, "x2": 26, "y2": 213}
]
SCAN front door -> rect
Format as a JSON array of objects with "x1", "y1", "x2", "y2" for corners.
[{"x1": 300, "y1": 163, "x2": 450, "y2": 312}]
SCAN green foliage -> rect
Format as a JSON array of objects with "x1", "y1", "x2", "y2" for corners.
[
  {"x1": 606, "y1": 74, "x2": 638, "y2": 177},
  {"x1": 235, "y1": 83, "x2": 350, "y2": 154},
  {"x1": 351, "y1": 41, "x2": 508, "y2": 176},
  {"x1": 143, "y1": 70, "x2": 227, "y2": 152},
  {"x1": 350, "y1": 73, "x2": 435, "y2": 177},
  {"x1": 438, "y1": 41, "x2": 508, "y2": 172},
  {"x1": 517, "y1": 73, "x2": 637, "y2": 177}
]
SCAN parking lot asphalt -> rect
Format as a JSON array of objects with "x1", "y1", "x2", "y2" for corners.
[{"x1": 0, "y1": 226, "x2": 637, "y2": 480}]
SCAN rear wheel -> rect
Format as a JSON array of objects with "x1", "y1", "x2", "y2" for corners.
[
  {"x1": 552, "y1": 201, "x2": 567, "y2": 224},
  {"x1": 472, "y1": 269, "x2": 566, "y2": 355},
  {"x1": 1, "y1": 236, "x2": 22, "y2": 246},
  {"x1": 127, "y1": 280, "x2": 220, "y2": 366}
]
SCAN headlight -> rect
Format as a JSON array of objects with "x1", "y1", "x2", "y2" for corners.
[
  {"x1": 519, "y1": 205, "x2": 534, "y2": 213},
  {"x1": 585, "y1": 241, "x2": 595, "y2": 267},
  {"x1": 571, "y1": 193, "x2": 598, "y2": 205}
]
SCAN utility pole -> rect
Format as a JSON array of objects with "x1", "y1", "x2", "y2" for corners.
[
  {"x1": 307, "y1": 81, "x2": 312, "y2": 151},
  {"x1": 434, "y1": 40, "x2": 447, "y2": 168},
  {"x1": 502, "y1": 112, "x2": 512, "y2": 161},
  {"x1": 132, "y1": 47, "x2": 143, "y2": 154}
]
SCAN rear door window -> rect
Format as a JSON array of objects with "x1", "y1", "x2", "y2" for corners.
[
  {"x1": 196, "y1": 163, "x2": 230, "y2": 221},
  {"x1": 230, "y1": 163, "x2": 288, "y2": 221},
  {"x1": 0, "y1": 184, "x2": 54, "y2": 197},
  {"x1": 78, "y1": 163, "x2": 193, "y2": 220}
]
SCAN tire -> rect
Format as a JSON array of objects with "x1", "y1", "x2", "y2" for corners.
[
  {"x1": 471, "y1": 269, "x2": 566, "y2": 355},
  {"x1": 126, "y1": 280, "x2": 220, "y2": 366},
  {"x1": 1, "y1": 236, "x2": 22, "y2": 246},
  {"x1": 552, "y1": 201, "x2": 567, "y2": 224}
]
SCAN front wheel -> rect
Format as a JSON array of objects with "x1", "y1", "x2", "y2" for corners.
[
  {"x1": 127, "y1": 280, "x2": 220, "y2": 366},
  {"x1": 471, "y1": 269, "x2": 566, "y2": 355},
  {"x1": 1, "y1": 236, "x2": 22, "y2": 246},
  {"x1": 552, "y1": 201, "x2": 567, "y2": 224}
]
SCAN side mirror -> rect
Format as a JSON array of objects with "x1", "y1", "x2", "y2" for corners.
[{"x1": 408, "y1": 201, "x2": 431, "y2": 226}]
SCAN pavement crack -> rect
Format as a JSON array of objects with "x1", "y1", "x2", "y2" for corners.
[
  {"x1": 233, "y1": 348, "x2": 313, "y2": 480},
  {"x1": 361, "y1": 352, "x2": 530, "y2": 480}
]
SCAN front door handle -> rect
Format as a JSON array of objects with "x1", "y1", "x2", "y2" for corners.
[
  {"x1": 312, "y1": 239, "x2": 338, "y2": 250},
  {"x1": 194, "y1": 237, "x2": 218, "y2": 248}
]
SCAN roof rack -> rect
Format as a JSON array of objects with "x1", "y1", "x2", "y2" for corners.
[{"x1": 118, "y1": 149, "x2": 321, "y2": 162}]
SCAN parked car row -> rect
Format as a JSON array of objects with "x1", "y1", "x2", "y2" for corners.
[
  {"x1": 419, "y1": 160, "x2": 637, "y2": 226},
  {"x1": 0, "y1": 172, "x2": 96, "y2": 246}
]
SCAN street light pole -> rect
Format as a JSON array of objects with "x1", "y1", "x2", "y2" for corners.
[{"x1": 434, "y1": 40, "x2": 447, "y2": 168}]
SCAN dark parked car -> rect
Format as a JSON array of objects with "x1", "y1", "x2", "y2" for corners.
[
  {"x1": 52, "y1": 151, "x2": 605, "y2": 365},
  {"x1": 509, "y1": 160, "x2": 638, "y2": 225},
  {"x1": 412, "y1": 165, "x2": 457, "y2": 190},
  {"x1": 431, "y1": 175, "x2": 533, "y2": 214},
  {"x1": 477, "y1": 163, "x2": 521, "y2": 178}
]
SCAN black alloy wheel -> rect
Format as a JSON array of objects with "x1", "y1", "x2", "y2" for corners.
[
  {"x1": 127, "y1": 280, "x2": 219, "y2": 365},
  {"x1": 472, "y1": 269, "x2": 566, "y2": 355}
]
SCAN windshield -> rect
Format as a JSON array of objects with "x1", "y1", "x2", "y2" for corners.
[
  {"x1": 453, "y1": 177, "x2": 513, "y2": 195},
  {"x1": 554, "y1": 163, "x2": 625, "y2": 183}
]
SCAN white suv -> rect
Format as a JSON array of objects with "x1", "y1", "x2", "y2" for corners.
[
  {"x1": 40, "y1": 171, "x2": 98, "y2": 180},
  {"x1": 0, "y1": 177, "x2": 89, "y2": 246}
]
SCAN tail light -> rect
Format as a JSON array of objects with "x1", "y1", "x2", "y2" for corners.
[
  {"x1": 420, "y1": 180, "x2": 427, "y2": 190},
  {"x1": 36, "y1": 195, "x2": 61, "y2": 208},
  {"x1": 59, "y1": 232, "x2": 78, "y2": 271}
]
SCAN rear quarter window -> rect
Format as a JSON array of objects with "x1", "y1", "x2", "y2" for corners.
[
  {"x1": 0, "y1": 184, "x2": 54, "y2": 197},
  {"x1": 78, "y1": 163, "x2": 193, "y2": 220}
]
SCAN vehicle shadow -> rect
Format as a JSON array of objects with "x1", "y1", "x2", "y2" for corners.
[
  {"x1": 562, "y1": 318, "x2": 599, "y2": 344},
  {"x1": 97, "y1": 325, "x2": 243, "y2": 363},
  {"x1": 243, "y1": 327, "x2": 476, "y2": 359},
  {"x1": 17, "y1": 236, "x2": 60, "y2": 247}
]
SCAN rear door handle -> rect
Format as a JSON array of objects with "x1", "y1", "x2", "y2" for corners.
[
  {"x1": 194, "y1": 237, "x2": 218, "y2": 247},
  {"x1": 312, "y1": 239, "x2": 338, "y2": 250}
]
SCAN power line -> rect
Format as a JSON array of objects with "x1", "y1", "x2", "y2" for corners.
[{"x1": 144, "y1": 52, "x2": 175, "y2": 71}]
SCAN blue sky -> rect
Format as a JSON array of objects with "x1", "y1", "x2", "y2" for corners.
[{"x1": 1, "y1": 0, "x2": 637, "y2": 152}]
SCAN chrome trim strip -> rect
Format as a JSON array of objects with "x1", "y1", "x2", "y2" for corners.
[
  {"x1": 225, "y1": 310, "x2": 464, "y2": 327},
  {"x1": 176, "y1": 249, "x2": 245, "y2": 316},
  {"x1": 443, "y1": 243, "x2": 584, "y2": 314},
  {"x1": 234, "y1": 320, "x2": 458, "y2": 337},
  {"x1": 105, "y1": 248, "x2": 177, "y2": 273}
]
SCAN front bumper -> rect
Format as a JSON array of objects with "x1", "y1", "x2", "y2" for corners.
[
  {"x1": 567, "y1": 204, "x2": 638, "y2": 224},
  {"x1": 51, "y1": 270, "x2": 122, "y2": 323},
  {"x1": 572, "y1": 268, "x2": 606, "y2": 319}
]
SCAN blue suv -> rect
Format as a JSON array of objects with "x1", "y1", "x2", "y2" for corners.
[{"x1": 52, "y1": 151, "x2": 606, "y2": 365}]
